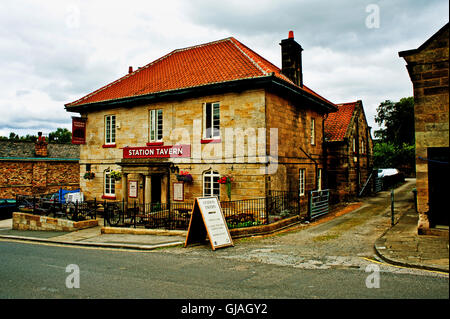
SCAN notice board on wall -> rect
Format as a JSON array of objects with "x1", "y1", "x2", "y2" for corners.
[{"x1": 184, "y1": 197, "x2": 233, "y2": 250}]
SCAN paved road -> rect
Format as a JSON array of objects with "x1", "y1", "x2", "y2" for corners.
[
  {"x1": 0, "y1": 239, "x2": 448, "y2": 300},
  {"x1": 0, "y1": 179, "x2": 448, "y2": 302}
]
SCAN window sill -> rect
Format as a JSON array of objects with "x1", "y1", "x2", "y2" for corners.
[
  {"x1": 102, "y1": 144, "x2": 116, "y2": 148},
  {"x1": 102, "y1": 195, "x2": 116, "y2": 200},
  {"x1": 201, "y1": 138, "x2": 221, "y2": 144},
  {"x1": 146, "y1": 142, "x2": 164, "y2": 146}
]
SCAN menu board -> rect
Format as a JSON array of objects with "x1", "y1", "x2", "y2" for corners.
[{"x1": 184, "y1": 197, "x2": 233, "y2": 250}]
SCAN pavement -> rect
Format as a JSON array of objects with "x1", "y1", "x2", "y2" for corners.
[{"x1": 0, "y1": 193, "x2": 448, "y2": 273}]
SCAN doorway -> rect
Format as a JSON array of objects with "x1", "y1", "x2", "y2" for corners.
[
  {"x1": 427, "y1": 147, "x2": 449, "y2": 228},
  {"x1": 151, "y1": 175, "x2": 162, "y2": 204}
]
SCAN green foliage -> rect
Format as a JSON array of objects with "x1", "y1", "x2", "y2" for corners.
[
  {"x1": 1, "y1": 128, "x2": 72, "y2": 144},
  {"x1": 373, "y1": 97, "x2": 415, "y2": 175},
  {"x1": 373, "y1": 142, "x2": 415, "y2": 174},
  {"x1": 48, "y1": 128, "x2": 72, "y2": 144},
  {"x1": 374, "y1": 97, "x2": 415, "y2": 145}
]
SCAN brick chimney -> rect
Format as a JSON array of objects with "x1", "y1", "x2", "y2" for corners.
[
  {"x1": 35, "y1": 132, "x2": 48, "y2": 157},
  {"x1": 280, "y1": 30, "x2": 303, "y2": 87}
]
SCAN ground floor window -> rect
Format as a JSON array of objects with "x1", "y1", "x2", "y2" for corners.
[
  {"x1": 203, "y1": 170, "x2": 220, "y2": 199},
  {"x1": 299, "y1": 169, "x2": 306, "y2": 196},
  {"x1": 318, "y1": 168, "x2": 322, "y2": 191},
  {"x1": 104, "y1": 169, "x2": 115, "y2": 196}
]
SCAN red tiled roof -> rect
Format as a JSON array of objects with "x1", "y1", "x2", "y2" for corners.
[
  {"x1": 66, "y1": 37, "x2": 335, "y2": 108},
  {"x1": 324, "y1": 101, "x2": 357, "y2": 142}
]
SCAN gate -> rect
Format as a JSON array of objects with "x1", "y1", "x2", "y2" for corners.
[{"x1": 308, "y1": 189, "x2": 330, "y2": 221}]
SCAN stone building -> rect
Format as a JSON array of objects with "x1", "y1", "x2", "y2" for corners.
[
  {"x1": 0, "y1": 135, "x2": 80, "y2": 198},
  {"x1": 399, "y1": 23, "x2": 449, "y2": 232},
  {"x1": 324, "y1": 100, "x2": 374, "y2": 203},
  {"x1": 65, "y1": 32, "x2": 337, "y2": 210}
]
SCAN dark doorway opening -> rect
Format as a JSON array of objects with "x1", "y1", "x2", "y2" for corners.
[
  {"x1": 427, "y1": 147, "x2": 449, "y2": 228},
  {"x1": 151, "y1": 175, "x2": 162, "y2": 204}
]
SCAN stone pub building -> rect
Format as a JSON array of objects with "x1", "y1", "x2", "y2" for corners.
[{"x1": 65, "y1": 32, "x2": 338, "y2": 212}]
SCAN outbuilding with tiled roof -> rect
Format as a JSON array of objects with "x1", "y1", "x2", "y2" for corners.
[{"x1": 324, "y1": 100, "x2": 374, "y2": 202}]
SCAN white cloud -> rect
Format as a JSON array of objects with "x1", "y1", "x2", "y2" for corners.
[{"x1": 0, "y1": 0, "x2": 448, "y2": 137}]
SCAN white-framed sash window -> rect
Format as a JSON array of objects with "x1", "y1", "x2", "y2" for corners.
[
  {"x1": 204, "y1": 102, "x2": 220, "y2": 139},
  {"x1": 105, "y1": 115, "x2": 116, "y2": 145},
  {"x1": 299, "y1": 169, "x2": 306, "y2": 196},
  {"x1": 149, "y1": 109, "x2": 163, "y2": 142},
  {"x1": 203, "y1": 170, "x2": 220, "y2": 199}
]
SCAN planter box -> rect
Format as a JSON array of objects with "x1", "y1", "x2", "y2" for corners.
[{"x1": 12, "y1": 212, "x2": 98, "y2": 232}]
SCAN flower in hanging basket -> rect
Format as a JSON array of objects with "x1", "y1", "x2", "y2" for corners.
[
  {"x1": 176, "y1": 170, "x2": 193, "y2": 183},
  {"x1": 109, "y1": 170, "x2": 122, "y2": 181},
  {"x1": 218, "y1": 174, "x2": 234, "y2": 184},
  {"x1": 218, "y1": 174, "x2": 234, "y2": 200},
  {"x1": 83, "y1": 172, "x2": 95, "y2": 180}
]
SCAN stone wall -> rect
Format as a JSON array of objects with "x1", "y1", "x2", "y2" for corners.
[
  {"x1": 0, "y1": 161, "x2": 80, "y2": 198},
  {"x1": 12, "y1": 212, "x2": 98, "y2": 231},
  {"x1": 400, "y1": 24, "x2": 449, "y2": 230}
]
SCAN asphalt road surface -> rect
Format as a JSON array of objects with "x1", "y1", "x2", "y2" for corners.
[{"x1": 0, "y1": 180, "x2": 448, "y2": 307}]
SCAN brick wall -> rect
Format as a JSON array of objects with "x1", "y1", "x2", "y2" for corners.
[{"x1": 0, "y1": 161, "x2": 80, "y2": 198}]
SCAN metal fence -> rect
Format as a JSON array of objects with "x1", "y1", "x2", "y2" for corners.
[
  {"x1": 308, "y1": 189, "x2": 330, "y2": 221},
  {"x1": 15, "y1": 194, "x2": 99, "y2": 221},
  {"x1": 14, "y1": 190, "x2": 305, "y2": 230},
  {"x1": 103, "y1": 190, "x2": 303, "y2": 230}
]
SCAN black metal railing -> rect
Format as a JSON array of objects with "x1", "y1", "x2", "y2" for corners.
[
  {"x1": 103, "y1": 190, "x2": 303, "y2": 230},
  {"x1": 15, "y1": 194, "x2": 100, "y2": 221}
]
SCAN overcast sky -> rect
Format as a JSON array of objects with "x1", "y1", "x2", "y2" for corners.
[{"x1": 0, "y1": 0, "x2": 448, "y2": 137}]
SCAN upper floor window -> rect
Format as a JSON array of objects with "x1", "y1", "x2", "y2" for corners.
[
  {"x1": 352, "y1": 138, "x2": 356, "y2": 153},
  {"x1": 203, "y1": 170, "x2": 220, "y2": 199},
  {"x1": 361, "y1": 140, "x2": 365, "y2": 154},
  {"x1": 204, "y1": 102, "x2": 220, "y2": 139},
  {"x1": 105, "y1": 115, "x2": 116, "y2": 145},
  {"x1": 310, "y1": 118, "x2": 315, "y2": 145},
  {"x1": 149, "y1": 109, "x2": 163, "y2": 142}
]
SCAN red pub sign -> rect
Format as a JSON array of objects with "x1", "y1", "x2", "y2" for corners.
[{"x1": 123, "y1": 144, "x2": 191, "y2": 159}]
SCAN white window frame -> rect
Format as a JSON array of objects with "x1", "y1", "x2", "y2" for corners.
[
  {"x1": 149, "y1": 109, "x2": 163, "y2": 142},
  {"x1": 299, "y1": 169, "x2": 306, "y2": 196},
  {"x1": 203, "y1": 102, "x2": 220, "y2": 139},
  {"x1": 310, "y1": 118, "x2": 315, "y2": 145},
  {"x1": 317, "y1": 168, "x2": 322, "y2": 191},
  {"x1": 203, "y1": 170, "x2": 220, "y2": 199},
  {"x1": 105, "y1": 115, "x2": 116, "y2": 145},
  {"x1": 104, "y1": 169, "x2": 115, "y2": 196},
  {"x1": 352, "y1": 138, "x2": 356, "y2": 153}
]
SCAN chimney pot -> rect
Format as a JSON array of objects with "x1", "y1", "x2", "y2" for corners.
[
  {"x1": 128, "y1": 66, "x2": 133, "y2": 74},
  {"x1": 288, "y1": 30, "x2": 294, "y2": 39}
]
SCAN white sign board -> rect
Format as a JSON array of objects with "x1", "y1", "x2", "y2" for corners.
[{"x1": 184, "y1": 196, "x2": 233, "y2": 250}]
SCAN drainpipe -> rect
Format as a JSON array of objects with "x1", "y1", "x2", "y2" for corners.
[{"x1": 299, "y1": 146, "x2": 318, "y2": 190}]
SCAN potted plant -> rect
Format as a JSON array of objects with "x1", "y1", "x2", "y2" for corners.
[
  {"x1": 176, "y1": 171, "x2": 193, "y2": 183},
  {"x1": 109, "y1": 170, "x2": 122, "y2": 182},
  {"x1": 218, "y1": 174, "x2": 234, "y2": 200},
  {"x1": 83, "y1": 172, "x2": 95, "y2": 180}
]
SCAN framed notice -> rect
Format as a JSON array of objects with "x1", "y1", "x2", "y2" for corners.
[
  {"x1": 128, "y1": 180, "x2": 138, "y2": 198},
  {"x1": 173, "y1": 182, "x2": 184, "y2": 201},
  {"x1": 185, "y1": 196, "x2": 233, "y2": 250}
]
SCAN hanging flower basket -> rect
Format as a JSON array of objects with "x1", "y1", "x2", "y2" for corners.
[
  {"x1": 176, "y1": 171, "x2": 193, "y2": 183},
  {"x1": 83, "y1": 172, "x2": 95, "y2": 180},
  {"x1": 109, "y1": 170, "x2": 122, "y2": 182},
  {"x1": 218, "y1": 174, "x2": 234, "y2": 200}
]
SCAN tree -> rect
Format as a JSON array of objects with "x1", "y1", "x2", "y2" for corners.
[
  {"x1": 48, "y1": 128, "x2": 72, "y2": 144},
  {"x1": 373, "y1": 97, "x2": 415, "y2": 176},
  {"x1": 374, "y1": 97, "x2": 415, "y2": 145}
]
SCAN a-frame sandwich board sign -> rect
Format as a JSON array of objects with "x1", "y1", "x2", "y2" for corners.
[{"x1": 184, "y1": 196, "x2": 234, "y2": 250}]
